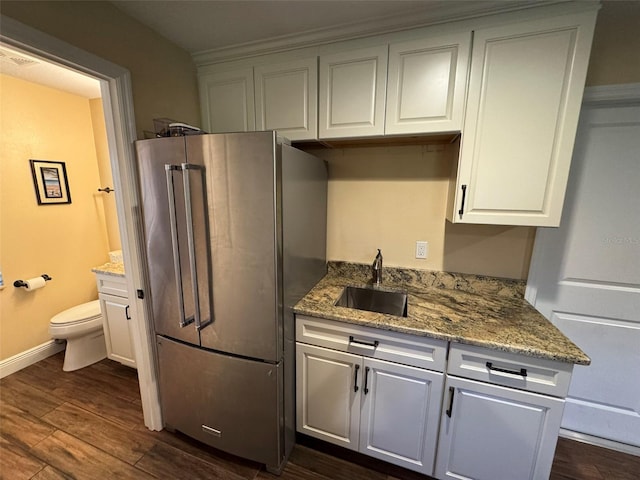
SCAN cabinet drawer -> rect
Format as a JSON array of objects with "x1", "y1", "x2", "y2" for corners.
[
  {"x1": 447, "y1": 343, "x2": 573, "y2": 397},
  {"x1": 296, "y1": 315, "x2": 446, "y2": 371},
  {"x1": 96, "y1": 274, "x2": 128, "y2": 298}
]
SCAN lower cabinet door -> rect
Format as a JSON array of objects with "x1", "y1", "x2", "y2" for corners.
[
  {"x1": 99, "y1": 293, "x2": 135, "y2": 368},
  {"x1": 359, "y1": 358, "x2": 444, "y2": 475},
  {"x1": 435, "y1": 376, "x2": 565, "y2": 480},
  {"x1": 296, "y1": 343, "x2": 362, "y2": 450}
]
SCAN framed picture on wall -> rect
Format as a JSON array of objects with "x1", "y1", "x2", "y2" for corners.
[{"x1": 29, "y1": 160, "x2": 72, "y2": 205}]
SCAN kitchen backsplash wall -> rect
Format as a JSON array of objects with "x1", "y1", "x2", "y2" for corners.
[
  {"x1": 305, "y1": 144, "x2": 536, "y2": 279},
  {"x1": 0, "y1": 75, "x2": 110, "y2": 361}
]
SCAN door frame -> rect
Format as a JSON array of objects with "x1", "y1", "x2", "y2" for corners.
[
  {"x1": 525, "y1": 81, "x2": 640, "y2": 456},
  {"x1": 0, "y1": 15, "x2": 162, "y2": 430}
]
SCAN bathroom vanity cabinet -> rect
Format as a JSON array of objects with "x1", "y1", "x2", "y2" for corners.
[{"x1": 95, "y1": 273, "x2": 136, "y2": 368}]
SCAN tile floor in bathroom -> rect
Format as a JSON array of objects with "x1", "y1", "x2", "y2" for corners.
[{"x1": 1, "y1": 353, "x2": 638, "y2": 480}]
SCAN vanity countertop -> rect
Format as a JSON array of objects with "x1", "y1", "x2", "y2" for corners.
[
  {"x1": 92, "y1": 262, "x2": 126, "y2": 277},
  {"x1": 294, "y1": 262, "x2": 590, "y2": 365}
]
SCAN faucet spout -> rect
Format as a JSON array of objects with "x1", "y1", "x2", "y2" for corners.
[{"x1": 371, "y1": 249, "x2": 383, "y2": 286}]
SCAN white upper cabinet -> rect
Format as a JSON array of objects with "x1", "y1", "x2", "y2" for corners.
[
  {"x1": 319, "y1": 45, "x2": 388, "y2": 138},
  {"x1": 199, "y1": 68, "x2": 255, "y2": 133},
  {"x1": 449, "y1": 10, "x2": 597, "y2": 226},
  {"x1": 386, "y1": 32, "x2": 471, "y2": 135},
  {"x1": 254, "y1": 58, "x2": 318, "y2": 141}
]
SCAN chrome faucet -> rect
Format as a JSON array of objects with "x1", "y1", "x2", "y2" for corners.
[{"x1": 371, "y1": 249, "x2": 383, "y2": 286}]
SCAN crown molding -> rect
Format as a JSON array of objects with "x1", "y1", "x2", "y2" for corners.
[
  {"x1": 583, "y1": 83, "x2": 640, "y2": 105},
  {"x1": 192, "y1": 1, "x2": 563, "y2": 66}
]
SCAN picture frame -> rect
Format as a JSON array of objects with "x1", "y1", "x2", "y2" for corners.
[{"x1": 29, "y1": 160, "x2": 72, "y2": 205}]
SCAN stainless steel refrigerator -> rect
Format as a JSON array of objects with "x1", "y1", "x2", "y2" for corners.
[{"x1": 135, "y1": 131, "x2": 327, "y2": 473}]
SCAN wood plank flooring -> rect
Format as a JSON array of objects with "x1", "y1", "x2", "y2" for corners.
[{"x1": 1, "y1": 353, "x2": 638, "y2": 479}]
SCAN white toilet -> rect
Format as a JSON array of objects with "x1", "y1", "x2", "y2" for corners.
[{"x1": 49, "y1": 300, "x2": 107, "y2": 371}]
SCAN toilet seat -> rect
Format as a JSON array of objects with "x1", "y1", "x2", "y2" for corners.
[{"x1": 50, "y1": 300, "x2": 101, "y2": 326}]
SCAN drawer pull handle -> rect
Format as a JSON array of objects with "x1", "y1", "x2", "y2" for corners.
[
  {"x1": 486, "y1": 362, "x2": 527, "y2": 377},
  {"x1": 354, "y1": 364, "x2": 360, "y2": 392},
  {"x1": 446, "y1": 386, "x2": 455, "y2": 417},
  {"x1": 349, "y1": 336, "x2": 379, "y2": 349},
  {"x1": 364, "y1": 366, "x2": 370, "y2": 395}
]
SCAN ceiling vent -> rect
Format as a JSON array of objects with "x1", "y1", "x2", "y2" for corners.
[{"x1": 0, "y1": 48, "x2": 40, "y2": 68}]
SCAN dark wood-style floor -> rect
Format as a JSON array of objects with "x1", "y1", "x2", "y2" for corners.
[{"x1": 1, "y1": 353, "x2": 638, "y2": 480}]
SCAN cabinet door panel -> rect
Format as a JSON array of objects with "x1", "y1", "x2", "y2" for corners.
[
  {"x1": 199, "y1": 69, "x2": 255, "y2": 133},
  {"x1": 436, "y1": 376, "x2": 564, "y2": 480},
  {"x1": 99, "y1": 293, "x2": 135, "y2": 367},
  {"x1": 452, "y1": 11, "x2": 596, "y2": 226},
  {"x1": 296, "y1": 343, "x2": 361, "y2": 450},
  {"x1": 386, "y1": 32, "x2": 470, "y2": 134},
  {"x1": 360, "y1": 358, "x2": 443, "y2": 475},
  {"x1": 319, "y1": 45, "x2": 388, "y2": 138},
  {"x1": 255, "y1": 58, "x2": 317, "y2": 141}
]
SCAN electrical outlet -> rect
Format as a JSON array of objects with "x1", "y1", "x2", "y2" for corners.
[{"x1": 415, "y1": 241, "x2": 428, "y2": 259}]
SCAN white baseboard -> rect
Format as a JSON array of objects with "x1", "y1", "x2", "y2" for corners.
[
  {"x1": 0, "y1": 340, "x2": 65, "y2": 379},
  {"x1": 560, "y1": 429, "x2": 640, "y2": 457}
]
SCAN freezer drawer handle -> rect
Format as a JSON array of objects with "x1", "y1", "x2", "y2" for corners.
[
  {"x1": 348, "y1": 336, "x2": 379, "y2": 349},
  {"x1": 202, "y1": 424, "x2": 222, "y2": 437},
  {"x1": 486, "y1": 362, "x2": 528, "y2": 377},
  {"x1": 165, "y1": 164, "x2": 193, "y2": 329}
]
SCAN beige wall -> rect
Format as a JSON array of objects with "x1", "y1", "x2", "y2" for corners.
[
  {"x1": 586, "y1": 0, "x2": 640, "y2": 86},
  {"x1": 1, "y1": 1, "x2": 201, "y2": 138},
  {"x1": 0, "y1": 75, "x2": 111, "y2": 360},
  {"x1": 306, "y1": 145, "x2": 536, "y2": 279}
]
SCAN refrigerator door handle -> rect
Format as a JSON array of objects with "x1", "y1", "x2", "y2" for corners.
[
  {"x1": 165, "y1": 164, "x2": 194, "y2": 328},
  {"x1": 181, "y1": 163, "x2": 212, "y2": 331}
]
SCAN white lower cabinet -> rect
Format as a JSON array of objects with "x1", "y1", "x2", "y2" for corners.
[
  {"x1": 435, "y1": 376, "x2": 564, "y2": 480},
  {"x1": 296, "y1": 317, "x2": 574, "y2": 479},
  {"x1": 296, "y1": 316, "x2": 446, "y2": 475},
  {"x1": 435, "y1": 344, "x2": 570, "y2": 480},
  {"x1": 359, "y1": 357, "x2": 444, "y2": 474},
  {"x1": 96, "y1": 273, "x2": 136, "y2": 368}
]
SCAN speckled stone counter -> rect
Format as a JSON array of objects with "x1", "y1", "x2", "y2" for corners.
[
  {"x1": 91, "y1": 262, "x2": 126, "y2": 277},
  {"x1": 294, "y1": 262, "x2": 590, "y2": 365}
]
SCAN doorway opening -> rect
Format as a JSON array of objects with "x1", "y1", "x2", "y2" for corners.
[{"x1": 0, "y1": 17, "x2": 161, "y2": 430}]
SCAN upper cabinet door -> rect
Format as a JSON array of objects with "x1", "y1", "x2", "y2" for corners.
[
  {"x1": 450, "y1": 11, "x2": 597, "y2": 226},
  {"x1": 386, "y1": 32, "x2": 471, "y2": 135},
  {"x1": 319, "y1": 45, "x2": 388, "y2": 139},
  {"x1": 254, "y1": 58, "x2": 318, "y2": 141},
  {"x1": 199, "y1": 68, "x2": 255, "y2": 133}
]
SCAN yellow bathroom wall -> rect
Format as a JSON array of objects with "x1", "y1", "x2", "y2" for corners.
[
  {"x1": 0, "y1": 74, "x2": 110, "y2": 360},
  {"x1": 90, "y1": 98, "x2": 120, "y2": 251}
]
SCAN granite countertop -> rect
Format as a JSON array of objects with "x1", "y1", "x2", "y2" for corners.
[
  {"x1": 91, "y1": 262, "x2": 126, "y2": 277},
  {"x1": 294, "y1": 262, "x2": 590, "y2": 365}
]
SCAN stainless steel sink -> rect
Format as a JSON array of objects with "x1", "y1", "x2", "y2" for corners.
[{"x1": 335, "y1": 286, "x2": 408, "y2": 317}]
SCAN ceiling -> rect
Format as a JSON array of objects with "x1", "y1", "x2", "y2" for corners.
[
  {"x1": 0, "y1": 0, "x2": 546, "y2": 98},
  {"x1": 110, "y1": 0, "x2": 530, "y2": 55},
  {"x1": 0, "y1": 44, "x2": 102, "y2": 98}
]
